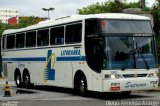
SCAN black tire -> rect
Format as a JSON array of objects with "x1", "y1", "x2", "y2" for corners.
[
  {"x1": 23, "y1": 71, "x2": 31, "y2": 88},
  {"x1": 15, "y1": 72, "x2": 22, "y2": 88},
  {"x1": 78, "y1": 76, "x2": 87, "y2": 96}
]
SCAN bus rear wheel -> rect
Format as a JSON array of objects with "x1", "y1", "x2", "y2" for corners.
[
  {"x1": 23, "y1": 72, "x2": 31, "y2": 88},
  {"x1": 15, "y1": 72, "x2": 22, "y2": 88},
  {"x1": 78, "y1": 76, "x2": 87, "y2": 96}
]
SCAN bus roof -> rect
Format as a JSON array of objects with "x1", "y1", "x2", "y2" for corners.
[{"x1": 3, "y1": 13, "x2": 150, "y2": 35}]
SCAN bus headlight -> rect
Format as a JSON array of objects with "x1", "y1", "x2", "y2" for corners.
[
  {"x1": 154, "y1": 73, "x2": 158, "y2": 76},
  {"x1": 148, "y1": 73, "x2": 157, "y2": 77},
  {"x1": 104, "y1": 74, "x2": 122, "y2": 79},
  {"x1": 111, "y1": 75, "x2": 116, "y2": 79},
  {"x1": 111, "y1": 74, "x2": 122, "y2": 79}
]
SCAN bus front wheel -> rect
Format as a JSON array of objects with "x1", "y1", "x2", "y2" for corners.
[{"x1": 78, "y1": 76, "x2": 87, "y2": 96}]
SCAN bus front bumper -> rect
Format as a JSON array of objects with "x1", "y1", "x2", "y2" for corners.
[{"x1": 102, "y1": 77, "x2": 159, "y2": 92}]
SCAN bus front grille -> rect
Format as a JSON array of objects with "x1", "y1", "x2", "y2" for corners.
[{"x1": 123, "y1": 74, "x2": 147, "y2": 78}]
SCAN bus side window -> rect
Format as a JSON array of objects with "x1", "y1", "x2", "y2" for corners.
[
  {"x1": 26, "y1": 31, "x2": 36, "y2": 47},
  {"x1": 85, "y1": 19, "x2": 102, "y2": 72},
  {"x1": 65, "y1": 23, "x2": 82, "y2": 44},
  {"x1": 37, "y1": 29, "x2": 49, "y2": 47},
  {"x1": 50, "y1": 26, "x2": 64, "y2": 45},
  {"x1": 85, "y1": 19, "x2": 99, "y2": 37},
  {"x1": 85, "y1": 38, "x2": 104, "y2": 72},
  {"x1": 16, "y1": 33, "x2": 25, "y2": 48},
  {"x1": 6, "y1": 35, "x2": 15, "y2": 49},
  {"x1": 2, "y1": 37, "x2": 6, "y2": 50}
]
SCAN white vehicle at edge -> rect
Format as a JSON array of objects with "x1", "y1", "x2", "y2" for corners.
[{"x1": 1, "y1": 13, "x2": 159, "y2": 96}]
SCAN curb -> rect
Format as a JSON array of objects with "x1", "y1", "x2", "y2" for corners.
[
  {"x1": 147, "y1": 87, "x2": 160, "y2": 92},
  {"x1": 154, "y1": 88, "x2": 160, "y2": 91}
]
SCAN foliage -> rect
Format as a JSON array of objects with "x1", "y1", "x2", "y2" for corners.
[
  {"x1": 152, "y1": 0, "x2": 160, "y2": 35},
  {"x1": 19, "y1": 16, "x2": 46, "y2": 28},
  {"x1": 0, "y1": 23, "x2": 9, "y2": 37},
  {"x1": 153, "y1": 1, "x2": 160, "y2": 65},
  {"x1": 78, "y1": 0, "x2": 141, "y2": 14},
  {"x1": 0, "y1": 16, "x2": 46, "y2": 37}
]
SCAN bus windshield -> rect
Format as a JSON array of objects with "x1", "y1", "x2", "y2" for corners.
[
  {"x1": 104, "y1": 35, "x2": 157, "y2": 70},
  {"x1": 85, "y1": 19, "x2": 157, "y2": 71},
  {"x1": 101, "y1": 20, "x2": 156, "y2": 70}
]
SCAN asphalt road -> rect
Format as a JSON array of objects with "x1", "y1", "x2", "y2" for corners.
[{"x1": 0, "y1": 80, "x2": 160, "y2": 106}]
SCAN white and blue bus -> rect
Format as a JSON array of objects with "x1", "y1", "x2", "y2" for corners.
[{"x1": 1, "y1": 13, "x2": 159, "y2": 96}]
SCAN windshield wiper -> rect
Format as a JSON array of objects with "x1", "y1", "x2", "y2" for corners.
[
  {"x1": 122, "y1": 44, "x2": 150, "y2": 71},
  {"x1": 136, "y1": 48, "x2": 150, "y2": 70}
]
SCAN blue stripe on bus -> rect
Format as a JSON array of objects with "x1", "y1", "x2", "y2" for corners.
[
  {"x1": 57, "y1": 56, "x2": 86, "y2": 61},
  {"x1": 2, "y1": 56, "x2": 86, "y2": 62}
]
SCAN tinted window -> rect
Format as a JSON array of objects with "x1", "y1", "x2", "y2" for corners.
[
  {"x1": 16, "y1": 33, "x2": 25, "y2": 48},
  {"x1": 7, "y1": 35, "x2": 15, "y2": 49},
  {"x1": 50, "y1": 26, "x2": 64, "y2": 45},
  {"x1": 37, "y1": 29, "x2": 49, "y2": 46},
  {"x1": 2, "y1": 37, "x2": 5, "y2": 50},
  {"x1": 85, "y1": 20, "x2": 99, "y2": 37},
  {"x1": 65, "y1": 23, "x2": 82, "y2": 44},
  {"x1": 100, "y1": 20, "x2": 152, "y2": 34},
  {"x1": 26, "y1": 31, "x2": 36, "y2": 47}
]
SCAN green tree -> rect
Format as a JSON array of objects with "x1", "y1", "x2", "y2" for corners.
[
  {"x1": 19, "y1": 16, "x2": 45, "y2": 28},
  {"x1": 152, "y1": 0, "x2": 160, "y2": 35},
  {"x1": 0, "y1": 23, "x2": 10, "y2": 37},
  {"x1": 78, "y1": 0, "x2": 141, "y2": 14},
  {"x1": 0, "y1": 16, "x2": 45, "y2": 37}
]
